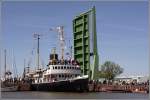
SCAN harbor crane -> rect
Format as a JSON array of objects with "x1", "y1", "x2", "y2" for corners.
[{"x1": 50, "y1": 26, "x2": 65, "y2": 61}]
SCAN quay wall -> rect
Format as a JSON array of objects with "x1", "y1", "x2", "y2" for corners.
[{"x1": 88, "y1": 83, "x2": 149, "y2": 93}]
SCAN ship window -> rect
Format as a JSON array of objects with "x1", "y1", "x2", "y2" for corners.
[
  {"x1": 53, "y1": 66, "x2": 54, "y2": 69},
  {"x1": 58, "y1": 66, "x2": 60, "y2": 69},
  {"x1": 65, "y1": 75, "x2": 67, "y2": 78},
  {"x1": 55, "y1": 66, "x2": 57, "y2": 69},
  {"x1": 70, "y1": 67, "x2": 71, "y2": 69},
  {"x1": 61, "y1": 66, "x2": 63, "y2": 69},
  {"x1": 72, "y1": 67, "x2": 74, "y2": 69},
  {"x1": 62, "y1": 75, "x2": 64, "y2": 77},
  {"x1": 59, "y1": 74, "x2": 61, "y2": 77},
  {"x1": 64, "y1": 66, "x2": 66, "y2": 69}
]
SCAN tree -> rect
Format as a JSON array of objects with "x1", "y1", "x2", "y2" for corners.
[{"x1": 100, "y1": 61, "x2": 123, "y2": 80}]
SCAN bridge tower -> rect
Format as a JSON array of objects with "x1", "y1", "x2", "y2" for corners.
[{"x1": 73, "y1": 6, "x2": 99, "y2": 80}]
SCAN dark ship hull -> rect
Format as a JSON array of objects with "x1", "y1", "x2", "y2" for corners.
[
  {"x1": 1, "y1": 86, "x2": 18, "y2": 92},
  {"x1": 31, "y1": 76, "x2": 89, "y2": 92},
  {"x1": 1, "y1": 81, "x2": 18, "y2": 92}
]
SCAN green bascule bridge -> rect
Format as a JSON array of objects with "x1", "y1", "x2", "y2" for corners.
[{"x1": 73, "y1": 6, "x2": 99, "y2": 80}]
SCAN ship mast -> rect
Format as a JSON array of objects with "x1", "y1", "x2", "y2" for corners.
[
  {"x1": 33, "y1": 33, "x2": 41, "y2": 70},
  {"x1": 69, "y1": 40, "x2": 72, "y2": 59},
  {"x1": 4, "y1": 49, "x2": 6, "y2": 80},
  {"x1": 33, "y1": 33, "x2": 43, "y2": 84},
  {"x1": 23, "y1": 59, "x2": 26, "y2": 78}
]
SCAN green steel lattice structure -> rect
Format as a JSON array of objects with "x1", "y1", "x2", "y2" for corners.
[{"x1": 73, "y1": 6, "x2": 99, "y2": 80}]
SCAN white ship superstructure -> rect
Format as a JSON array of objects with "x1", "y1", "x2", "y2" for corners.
[{"x1": 42, "y1": 62, "x2": 81, "y2": 83}]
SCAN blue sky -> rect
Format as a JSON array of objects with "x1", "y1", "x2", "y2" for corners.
[{"x1": 1, "y1": 1, "x2": 149, "y2": 77}]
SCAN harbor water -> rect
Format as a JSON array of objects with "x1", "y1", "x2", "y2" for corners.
[{"x1": 1, "y1": 91, "x2": 149, "y2": 99}]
